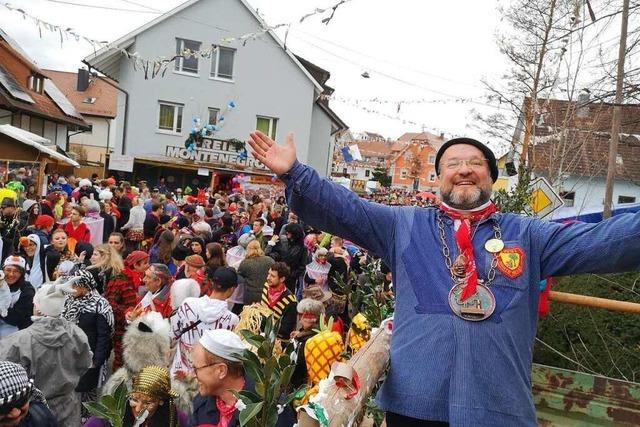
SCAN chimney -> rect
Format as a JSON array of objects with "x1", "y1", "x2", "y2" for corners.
[
  {"x1": 577, "y1": 90, "x2": 590, "y2": 118},
  {"x1": 77, "y1": 68, "x2": 90, "y2": 91}
]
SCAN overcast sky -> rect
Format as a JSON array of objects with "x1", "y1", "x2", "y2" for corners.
[{"x1": 0, "y1": 0, "x2": 626, "y2": 148}]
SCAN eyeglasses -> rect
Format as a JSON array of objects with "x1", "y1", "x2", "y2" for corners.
[
  {"x1": 192, "y1": 361, "x2": 224, "y2": 374},
  {"x1": 442, "y1": 158, "x2": 488, "y2": 171}
]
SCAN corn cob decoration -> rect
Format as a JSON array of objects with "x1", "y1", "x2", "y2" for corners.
[
  {"x1": 347, "y1": 313, "x2": 371, "y2": 352},
  {"x1": 305, "y1": 314, "x2": 344, "y2": 385}
]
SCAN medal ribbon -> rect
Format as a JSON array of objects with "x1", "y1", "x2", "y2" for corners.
[{"x1": 439, "y1": 202, "x2": 498, "y2": 301}]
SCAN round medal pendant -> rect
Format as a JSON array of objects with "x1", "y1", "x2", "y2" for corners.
[
  {"x1": 484, "y1": 238, "x2": 505, "y2": 253},
  {"x1": 448, "y1": 282, "x2": 496, "y2": 321}
]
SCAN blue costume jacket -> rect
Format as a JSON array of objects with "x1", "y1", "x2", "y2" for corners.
[{"x1": 281, "y1": 160, "x2": 640, "y2": 426}]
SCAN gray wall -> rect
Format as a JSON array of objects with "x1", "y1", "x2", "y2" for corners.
[
  {"x1": 114, "y1": 0, "x2": 320, "y2": 169},
  {"x1": 308, "y1": 103, "x2": 333, "y2": 176}
]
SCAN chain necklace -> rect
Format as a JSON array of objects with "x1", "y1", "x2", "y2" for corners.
[{"x1": 436, "y1": 211, "x2": 502, "y2": 321}]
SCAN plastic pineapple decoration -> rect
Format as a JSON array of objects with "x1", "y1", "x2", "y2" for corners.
[
  {"x1": 347, "y1": 313, "x2": 371, "y2": 353},
  {"x1": 305, "y1": 314, "x2": 344, "y2": 385}
]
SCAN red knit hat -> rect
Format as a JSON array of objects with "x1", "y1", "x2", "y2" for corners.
[
  {"x1": 185, "y1": 254, "x2": 205, "y2": 268},
  {"x1": 34, "y1": 215, "x2": 55, "y2": 229},
  {"x1": 125, "y1": 250, "x2": 150, "y2": 268}
]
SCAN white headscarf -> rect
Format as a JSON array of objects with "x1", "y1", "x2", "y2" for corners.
[{"x1": 25, "y1": 234, "x2": 43, "y2": 290}]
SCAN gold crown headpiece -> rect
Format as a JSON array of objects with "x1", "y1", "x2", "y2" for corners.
[{"x1": 130, "y1": 366, "x2": 179, "y2": 401}]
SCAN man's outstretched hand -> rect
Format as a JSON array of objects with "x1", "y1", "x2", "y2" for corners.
[{"x1": 248, "y1": 131, "x2": 297, "y2": 176}]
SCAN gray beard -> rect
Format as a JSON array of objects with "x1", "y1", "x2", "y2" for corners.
[{"x1": 442, "y1": 187, "x2": 492, "y2": 210}]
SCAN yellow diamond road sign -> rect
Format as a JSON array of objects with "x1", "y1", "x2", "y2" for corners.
[{"x1": 529, "y1": 177, "x2": 564, "y2": 218}]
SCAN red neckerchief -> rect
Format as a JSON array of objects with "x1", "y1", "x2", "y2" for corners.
[
  {"x1": 267, "y1": 283, "x2": 287, "y2": 307},
  {"x1": 439, "y1": 202, "x2": 498, "y2": 301},
  {"x1": 213, "y1": 397, "x2": 237, "y2": 427}
]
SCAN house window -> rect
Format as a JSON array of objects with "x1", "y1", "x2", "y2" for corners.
[
  {"x1": 175, "y1": 38, "x2": 201, "y2": 74},
  {"x1": 365, "y1": 169, "x2": 370, "y2": 178},
  {"x1": 428, "y1": 154, "x2": 436, "y2": 165},
  {"x1": 208, "y1": 108, "x2": 219, "y2": 125},
  {"x1": 158, "y1": 101, "x2": 184, "y2": 133},
  {"x1": 86, "y1": 124, "x2": 93, "y2": 134},
  {"x1": 618, "y1": 195, "x2": 636, "y2": 204},
  {"x1": 256, "y1": 116, "x2": 277, "y2": 139},
  {"x1": 211, "y1": 46, "x2": 235, "y2": 80},
  {"x1": 342, "y1": 168, "x2": 348, "y2": 174},
  {"x1": 400, "y1": 168, "x2": 408, "y2": 179},
  {"x1": 428, "y1": 171, "x2": 437, "y2": 182},
  {"x1": 560, "y1": 191, "x2": 575, "y2": 207},
  {"x1": 83, "y1": 97, "x2": 96, "y2": 104},
  {"x1": 28, "y1": 75, "x2": 43, "y2": 94}
]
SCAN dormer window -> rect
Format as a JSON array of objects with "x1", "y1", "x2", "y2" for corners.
[{"x1": 28, "y1": 75, "x2": 44, "y2": 94}]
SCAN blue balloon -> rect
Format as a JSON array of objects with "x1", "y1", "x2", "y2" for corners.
[
  {"x1": 219, "y1": 116, "x2": 225, "y2": 122},
  {"x1": 228, "y1": 101, "x2": 236, "y2": 109}
]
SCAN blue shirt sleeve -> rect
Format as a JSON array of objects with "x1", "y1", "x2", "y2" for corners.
[
  {"x1": 280, "y1": 160, "x2": 397, "y2": 260},
  {"x1": 531, "y1": 212, "x2": 640, "y2": 277}
]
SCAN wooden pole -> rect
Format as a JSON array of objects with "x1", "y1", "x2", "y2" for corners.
[
  {"x1": 319, "y1": 328, "x2": 391, "y2": 427},
  {"x1": 603, "y1": 0, "x2": 630, "y2": 219},
  {"x1": 549, "y1": 290, "x2": 640, "y2": 314}
]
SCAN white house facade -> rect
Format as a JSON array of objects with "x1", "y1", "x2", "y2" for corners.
[{"x1": 85, "y1": 0, "x2": 345, "y2": 188}]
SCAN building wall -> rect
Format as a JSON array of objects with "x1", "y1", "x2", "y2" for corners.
[
  {"x1": 391, "y1": 143, "x2": 438, "y2": 190},
  {"x1": 307, "y1": 103, "x2": 334, "y2": 176},
  {"x1": 114, "y1": 0, "x2": 318, "y2": 169},
  {"x1": 546, "y1": 175, "x2": 640, "y2": 211},
  {"x1": 68, "y1": 116, "x2": 112, "y2": 164}
]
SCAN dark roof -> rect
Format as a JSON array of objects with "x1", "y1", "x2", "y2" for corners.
[
  {"x1": 529, "y1": 97, "x2": 640, "y2": 183},
  {"x1": 532, "y1": 130, "x2": 640, "y2": 183}
]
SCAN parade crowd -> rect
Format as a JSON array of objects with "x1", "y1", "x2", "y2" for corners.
[{"x1": 0, "y1": 168, "x2": 381, "y2": 427}]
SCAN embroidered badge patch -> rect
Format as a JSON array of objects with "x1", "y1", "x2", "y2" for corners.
[{"x1": 496, "y1": 247, "x2": 525, "y2": 279}]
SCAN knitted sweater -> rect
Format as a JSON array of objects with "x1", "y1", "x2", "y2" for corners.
[{"x1": 281, "y1": 160, "x2": 640, "y2": 426}]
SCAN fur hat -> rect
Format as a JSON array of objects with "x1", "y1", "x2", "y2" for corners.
[
  {"x1": 99, "y1": 190, "x2": 113, "y2": 201},
  {"x1": 122, "y1": 312, "x2": 171, "y2": 374},
  {"x1": 170, "y1": 279, "x2": 201, "y2": 309},
  {"x1": 33, "y1": 281, "x2": 74, "y2": 317},
  {"x1": 3, "y1": 255, "x2": 25, "y2": 271},
  {"x1": 79, "y1": 178, "x2": 92, "y2": 188}
]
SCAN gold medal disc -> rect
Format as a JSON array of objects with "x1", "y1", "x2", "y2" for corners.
[{"x1": 484, "y1": 238, "x2": 505, "y2": 253}]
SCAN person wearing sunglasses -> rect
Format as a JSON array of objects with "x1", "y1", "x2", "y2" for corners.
[{"x1": 0, "y1": 361, "x2": 56, "y2": 427}]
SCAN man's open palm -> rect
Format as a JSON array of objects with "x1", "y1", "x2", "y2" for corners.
[{"x1": 248, "y1": 131, "x2": 297, "y2": 175}]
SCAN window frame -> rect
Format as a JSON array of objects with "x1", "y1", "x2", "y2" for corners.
[
  {"x1": 560, "y1": 190, "x2": 575, "y2": 208},
  {"x1": 157, "y1": 101, "x2": 184, "y2": 135},
  {"x1": 256, "y1": 116, "x2": 278, "y2": 139},
  {"x1": 28, "y1": 75, "x2": 44, "y2": 94},
  {"x1": 617, "y1": 195, "x2": 636, "y2": 204},
  {"x1": 365, "y1": 169, "x2": 370, "y2": 178},
  {"x1": 400, "y1": 168, "x2": 408, "y2": 179},
  {"x1": 210, "y1": 45, "x2": 236, "y2": 81},
  {"x1": 428, "y1": 171, "x2": 437, "y2": 182},
  {"x1": 175, "y1": 38, "x2": 202, "y2": 76},
  {"x1": 428, "y1": 154, "x2": 436, "y2": 165},
  {"x1": 208, "y1": 107, "x2": 220, "y2": 126}
]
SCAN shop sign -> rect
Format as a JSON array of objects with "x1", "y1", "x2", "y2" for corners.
[
  {"x1": 165, "y1": 140, "x2": 268, "y2": 170},
  {"x1": 109, "y1": 154, "x2": 134, "y2": 172}
]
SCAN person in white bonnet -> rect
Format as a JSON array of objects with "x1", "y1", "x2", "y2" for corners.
[
  {"x1": 189, "y1": 329, "x2": 248, "y2": 426},
  {"x1": 0, "y1": 278, "x2": 92, "y2": 426}
]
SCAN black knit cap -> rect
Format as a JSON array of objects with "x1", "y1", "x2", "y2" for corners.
[{"x1": 435, "y1": 137, "x2": 499, "y2": 182}]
